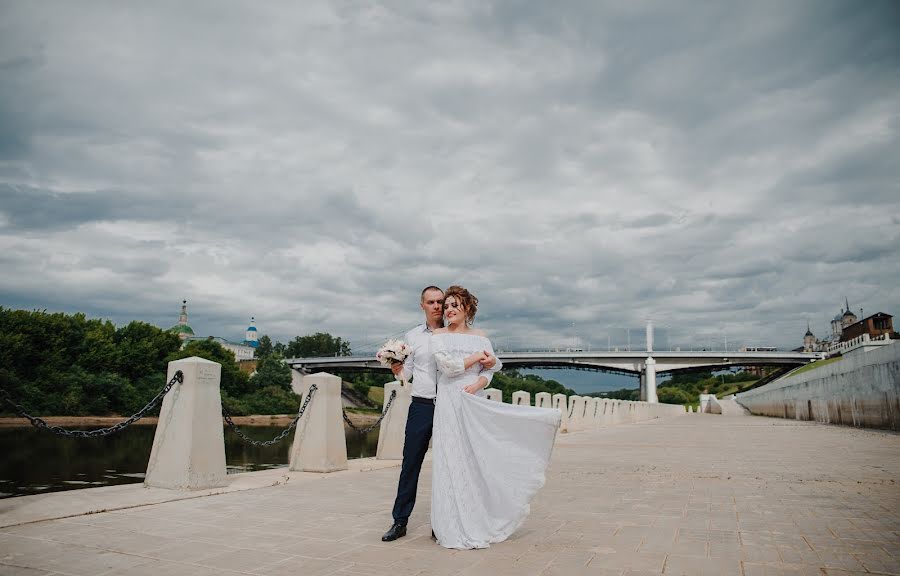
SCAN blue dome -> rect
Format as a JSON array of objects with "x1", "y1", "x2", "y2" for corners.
[{"x1": 246, "y1": 326, "x2": 258, "y2": 332}]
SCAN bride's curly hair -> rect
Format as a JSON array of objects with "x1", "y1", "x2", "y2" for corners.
[{"x1": 444, "y1": 285, "x2": 478, "y2": 325}]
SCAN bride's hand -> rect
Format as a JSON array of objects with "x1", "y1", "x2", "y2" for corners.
[
  {"x1": 465, "y1": 351, "x2": 488, "y2": 366},
  {"x1": 463, "y1": 383, "x2": 481, "y2": 394},
  {"x1": 479, "y1": 351, "x2": 496, "y2": 369}
]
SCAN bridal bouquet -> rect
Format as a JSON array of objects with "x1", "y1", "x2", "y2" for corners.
[
  {"x1": 376, "y1": 339, "x2": 411, "y2": 385},
  {"x1": 376, "y1": 339, "x2": 411, "y2": 366}
]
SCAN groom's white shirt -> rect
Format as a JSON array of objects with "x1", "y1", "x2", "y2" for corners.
[
  {"x1": 400, "y1": 324, "x2": 500, "y2": 399},
  {"x1": 400, "y1": 324, "x2": 439, "y2": 399}
]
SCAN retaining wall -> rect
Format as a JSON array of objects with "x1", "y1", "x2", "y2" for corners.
[{"x1": 735, "y1": 343, "x2": 900, "y2": 430}]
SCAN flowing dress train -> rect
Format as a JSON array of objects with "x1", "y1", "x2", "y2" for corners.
[{"x1": 430, "y1": 332, "x2": 561, "y2": 549}]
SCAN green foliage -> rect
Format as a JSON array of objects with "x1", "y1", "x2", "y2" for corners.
[
  {"x1": 250, "y1": 355, "x2": 292, "y2": 392},
  {"x1": 0, "y1": 309, "x2": 362, "y2": 417},
  {"x1": 254, "y1": 334, "x2": 274, "y2": 358},
  {"x1": 656, "y1": 370, "x2": 759, "y2": 405},
  {"x1": 285, "y1": 332, "x2": 351, "y2": 358}
]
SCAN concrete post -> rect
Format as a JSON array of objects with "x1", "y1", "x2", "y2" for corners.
[
  {"x1": 645, "y1": 356, "x2": 658, "y2": 404},
  {"x1": 639, "y1": 373, "x2": 647, "y2": 402},
  {"x1": 290, "y1": 368, "x2": 304, "y2": 396},
  {"x1": 535, "y1": 392, "x2": 552, "y2": 408},
  {"x1": 484, "y1": 388, "x2": 502, "y2": 402},
  {"x1": 144, "y1": 357, "x2": 226, "y2": 490},
  {"x1": 512, "y1": 391, "x2": 531, "y2": 406},
  {"x1": 376, "y1": 380, "x2": 411, "y2": 460},
  {"x1": 289, "y1": 372, "x2": 347, "y2": 472},
  {"x1": 552, "y1": 393, "x2": 568, "y2": 432}
]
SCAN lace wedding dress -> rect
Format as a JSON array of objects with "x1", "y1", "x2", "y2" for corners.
[{"x1": 431, "y1": 332, "x2": 561, "y2": 549}]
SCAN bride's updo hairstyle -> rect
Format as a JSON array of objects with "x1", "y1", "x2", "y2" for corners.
[{"x1": 444, "y1": 285, "x2": 478, "y2": 326}]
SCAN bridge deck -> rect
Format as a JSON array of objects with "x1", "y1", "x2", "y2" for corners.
[{"x1": 1, "y1": 414, "x2": 898, "y2": 575}]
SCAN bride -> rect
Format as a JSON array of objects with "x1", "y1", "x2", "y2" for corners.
[{"x1": 430, "y1": 285, "x2": 561, "y2": 549}]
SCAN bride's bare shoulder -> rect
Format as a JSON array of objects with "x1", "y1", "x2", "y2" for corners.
[{"x1": 470, "y1": 328, "x2": 487, "y2": 337}]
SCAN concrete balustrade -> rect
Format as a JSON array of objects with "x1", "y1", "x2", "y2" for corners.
[
  {"x1": 376, "y1": 380, "x2": 411, "y2": 460},
  {"x1": 289, "y1": 372, "x2": 347, "y2": 472},
  {"x1": 145, "y1": 357, "x2": 227, "y2": 490},
  {"x1": 570, "y1": 396, "x2": 588, "y2": 431},
  {"x1": 484, "y1": 388, "x2": 502, "y2": 402},
  {"x1": 535, "y1": 392, "x2": 552, "y2": 408},
  {"x1": 552, "y1": 393, "x2": 569, "y2": 432},
  {"x1": 512, "y1": 390, "x2": 531, "y2": 406}
]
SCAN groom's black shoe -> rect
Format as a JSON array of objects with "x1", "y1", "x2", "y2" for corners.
[{"x1": 381, "y1": 522, "x2": 407, "y2": 542}]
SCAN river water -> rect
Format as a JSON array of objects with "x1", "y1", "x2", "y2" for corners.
[{"x1": 0, "y1": 426, "x2": 379, "y2": 499}]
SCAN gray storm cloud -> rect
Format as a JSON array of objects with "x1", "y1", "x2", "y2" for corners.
[{"x1": 0, "y1": 0, "x2": 898, "y2": 362}]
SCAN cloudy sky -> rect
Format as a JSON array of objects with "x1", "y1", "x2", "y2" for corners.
[{"x1": 1, "y1": 1, "x2": 899, "y2": 382}]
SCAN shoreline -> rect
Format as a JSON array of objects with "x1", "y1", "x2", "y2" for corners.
[{"x1": 0, "y1": 412, "x2": 381, "y2": 428}]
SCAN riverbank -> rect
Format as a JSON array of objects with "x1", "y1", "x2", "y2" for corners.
[{"x1": 0, "y1": 411, "x2": 381, "y2": 428}]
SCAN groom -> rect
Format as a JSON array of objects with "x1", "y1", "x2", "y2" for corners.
[{"x1": 381, "y1": 285, "x2": 496, "y2": 542}]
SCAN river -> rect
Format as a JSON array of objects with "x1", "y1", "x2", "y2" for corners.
[{"x1": 0, "y1": 425, "x2": 379, "y2": 499}]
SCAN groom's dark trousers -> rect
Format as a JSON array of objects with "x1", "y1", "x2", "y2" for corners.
[{"x1": 391, "y1": 397, "x2": 435, "y2": 523}]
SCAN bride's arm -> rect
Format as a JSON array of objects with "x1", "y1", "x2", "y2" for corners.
[{"x1": 432, "y1": 337, "x2": 487, "y2": 376}]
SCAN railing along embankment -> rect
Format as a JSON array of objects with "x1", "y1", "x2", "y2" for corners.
[{"x1": 735, "y1": 341, "x2": 900, "y2": 430}]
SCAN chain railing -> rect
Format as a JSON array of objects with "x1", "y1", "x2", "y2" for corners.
[
  {"x1": 0, "y1": 370, "x2": 184, "y2": 438},
  {"x1": 222, "y1": 384, "x2": 318, "y2": 447},
  {"x1": 342, "y1": 389, "x2": 397, "y2": 435}
]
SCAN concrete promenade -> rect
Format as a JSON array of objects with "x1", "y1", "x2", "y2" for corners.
[{"x1": 2, "y1": 413, "x2": 899, "y2": 576}]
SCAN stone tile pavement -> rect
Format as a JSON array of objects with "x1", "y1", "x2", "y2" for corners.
[{"x1": 1, "y1": 413, "x2": 898, "y2": 575}]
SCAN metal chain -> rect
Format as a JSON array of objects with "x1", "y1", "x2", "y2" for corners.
[
  {"x1": 0, "y1": 371, "x2": 184, "y2": 438},
  {"x1": 222, "y1": 384, "x2": 317, "y2": 447},
  {"x1": 343, "y1": 389, "x2": 397, "y2": 434}
]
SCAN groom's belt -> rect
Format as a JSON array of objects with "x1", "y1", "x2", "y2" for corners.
[{"x1": 411, "y1": 396, "x2": 436, "y2": 405}]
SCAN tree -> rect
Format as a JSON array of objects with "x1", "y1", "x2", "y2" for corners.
[
  {"x1": 285, "y1": 332, "x2": 351, "y2": 358},
  {"x1": 254, "y1": 334, "x2": 274, "y2": 359},
  {"x1": 250, "y1": 354, "x2": 292, "y2": 392}
]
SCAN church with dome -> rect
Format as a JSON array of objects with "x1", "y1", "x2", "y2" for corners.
[
  {"x1": 168, "y1": 301, "x2": 260, "y2": 361},
  {"x1": 801, "y1": 297, "x2": 896, "y2": 352}
]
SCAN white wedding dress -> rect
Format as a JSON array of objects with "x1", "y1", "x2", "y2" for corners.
[{"x1": 430, "y1": 332, "x2": 561, "y2": 549}]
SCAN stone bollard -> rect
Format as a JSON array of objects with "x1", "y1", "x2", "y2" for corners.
[
  {"x1": 484, "y1": 388, "x2": 502, "y2": 402},
  {"x1": 289, "y1": 372, "x2": 347, "y2": 472},
  {"x1": 145, "y1": 357, "x2": 227, "y2": 490},
  {"x1": 376, "y1": 380, "x2": 411, "y2": 460},
  {"x1": 570, "y1": 396, "x2": 587, "y2": 431},
  {"x1": 512, "y1": 391, "x2": 531, "y2": 406},
  {"x1": 535, "y1": 392, "x2": 552, "y2": 408},
  {"x1": 589, "y1": 398, "x2": 601, "y2": 430},
  {"x1": 553, "y1": 393, "x2": 568, "y2": 432}
]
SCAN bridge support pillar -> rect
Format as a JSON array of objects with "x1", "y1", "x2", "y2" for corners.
[
  {"x1": 145, "y1": 357, "x2": 227, "y2": 490},
  {"x1": 376, "y1": 380, "x2": 411, "y2": 460},
  {"x1": 640, "y1": 373, "x2": 647, "y2": 402},
  {"x1": 645, "y1": 356, "x2": 658, "y2": 404},
  {"x1": 289, "y1": 372, "x2": 348, "y2": 472}
]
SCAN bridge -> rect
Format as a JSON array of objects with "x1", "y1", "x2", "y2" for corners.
[{"x1": 286, "y1": 349, "x2": 825, "y2": 403}]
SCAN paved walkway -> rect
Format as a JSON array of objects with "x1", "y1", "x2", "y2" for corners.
[{"x1": 1, "y1": 413, "x2": 899, "y2": 576}]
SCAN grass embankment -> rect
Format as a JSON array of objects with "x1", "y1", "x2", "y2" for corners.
[
  {"x1": 715, "y1": 380, "x2": 759, "y2": 399},
  {"x1": 787, "y1": 356, "x2": 842, "y2": 377}
]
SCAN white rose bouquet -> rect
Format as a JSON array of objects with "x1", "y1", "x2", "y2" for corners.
[{"x1": 376, "y1": 339, "x2": 411, "y2": 385}]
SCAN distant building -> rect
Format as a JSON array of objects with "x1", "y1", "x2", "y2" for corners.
[
  {"x1": 841, "y1": 312, "x2": 895, "y2": 342},
  {"x1": 804, "y1": 297, "x2": 898, "y2": 352},
  {"x1": 168, "y1": 302, "x2": 259, "y2": 361}
]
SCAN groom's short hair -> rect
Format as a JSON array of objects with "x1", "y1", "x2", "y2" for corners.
[{"x1": 421, "y1": 285, "x2": 443, "y2": 301}]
